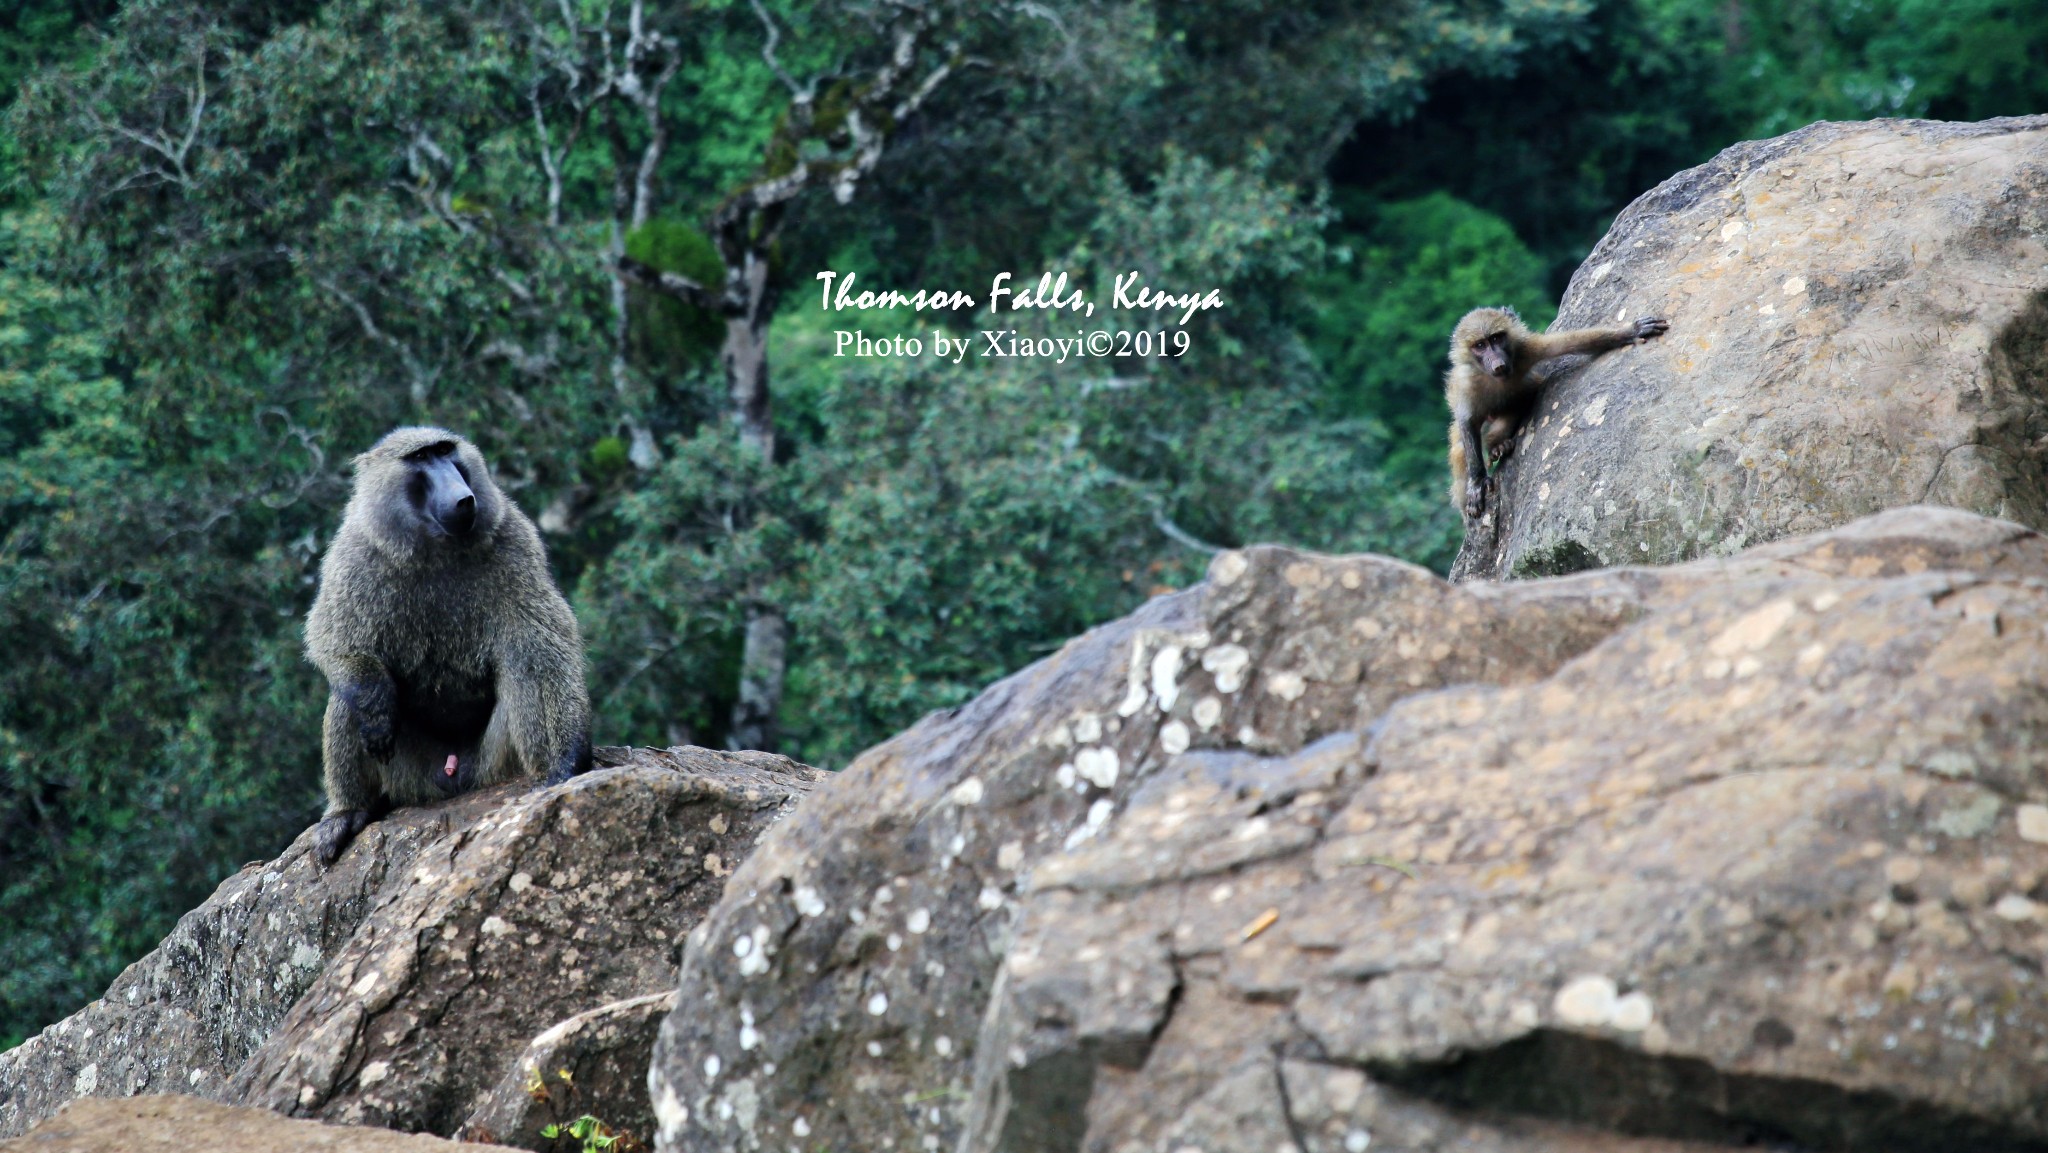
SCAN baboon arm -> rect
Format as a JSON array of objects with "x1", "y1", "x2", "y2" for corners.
[
  {"x1": 330, "y1": 654, "x2": 396, "y2": 762},
  {"x1": 496, "y1": 639, "x2": 592, "y2": 786},
  {"x1": 1523, "y1": 324, "x2": 1638, "y2": 363},
  {"x1": 1455, "y1": 412, "x2": 1488, "y2": 518},
  {"x1": 1523, "y1": 315, "x2": 1667, "y2": 366},
  {"x1": 321, "y1": 694, "x2": 377, "y2": 814}
]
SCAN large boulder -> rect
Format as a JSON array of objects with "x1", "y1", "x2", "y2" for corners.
[
  {"x1": 0, "y1": 1095, "x2": 518, "y2": 1153},
  {"x1": 1452, "y1": 115, "x2": 2048, "y2": 581},
  {"x1": 654, "y1": 505, "x2": 2048, "y2": 1152},
  {"x1": 0, "y1": 747, "x2": 818, "y2": 1148}
]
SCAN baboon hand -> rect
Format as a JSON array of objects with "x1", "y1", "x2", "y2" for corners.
[
  {"x1": 1462, "y1": 484, "x2": 1487, "y2": 520},
  {"x1": 315, "y1": 809, "x2": 372, "y2": 866},
  {"x1": 1632, "y1": 316, "x2": 1669, "y2": 342}
]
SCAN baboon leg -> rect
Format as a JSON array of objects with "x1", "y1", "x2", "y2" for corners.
[
  {"x1": 317, "y1": 694, "x2": 379, "y2": 866},
  {"x1": 332, "y1": 654, "x2": 397, "y2": 762}
]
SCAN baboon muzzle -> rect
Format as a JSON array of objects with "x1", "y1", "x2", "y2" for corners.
[{"x1": 422, "y1": 456, "x2": 478, "y2": 536}]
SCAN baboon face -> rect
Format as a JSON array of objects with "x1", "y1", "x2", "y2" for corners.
[
  {"x1": 1452, "y1": 307, "x2": 1523, "y2": 379},
  {"x1": 405, "y1": 439, "x2": 479, "y2": 538},
  {"x1": 352, "y1": 427, "x2": 505, "y2": 554}
]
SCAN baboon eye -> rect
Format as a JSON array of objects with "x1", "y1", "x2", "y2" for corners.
[{"x1": 404, "y1": 441, "x2": 458, "y2": 462}]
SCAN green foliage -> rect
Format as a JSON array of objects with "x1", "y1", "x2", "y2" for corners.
[{"x1": 1646, "y1": 0, "x2": 2048, "y2": 133}]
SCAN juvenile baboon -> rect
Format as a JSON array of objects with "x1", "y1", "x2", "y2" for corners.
[
  {"x1": 305, "y1": 427, "x2": 593, "y2": 864},
  {"x1": 1446, "y1": 306, "x2": 1668, "y2": 518}
]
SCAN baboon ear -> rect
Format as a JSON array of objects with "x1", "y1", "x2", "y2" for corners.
[{"x1": 1501, "y1": 305, "x2": 1521, "y2": 322}]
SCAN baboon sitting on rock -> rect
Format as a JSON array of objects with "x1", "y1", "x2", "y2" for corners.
[{"x1": 305, "y1": 427, "x2": 592, "y2": 865}]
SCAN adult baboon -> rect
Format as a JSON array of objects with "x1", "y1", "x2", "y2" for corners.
[
  {"x1": 305, "y1": 427, "x2": 592, "y2": 864},
  {"x1": 1446, "y1": 306, "x2": 1668, "y2": 518}
]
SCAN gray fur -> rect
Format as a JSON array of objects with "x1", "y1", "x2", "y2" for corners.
[{"x1": 304, "y1": 427, "x2": 592, "y2": 864}]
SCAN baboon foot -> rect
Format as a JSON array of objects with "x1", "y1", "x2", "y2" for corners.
[{"x1": 315, "y1": 809, "x2": 372, "y2": 866}]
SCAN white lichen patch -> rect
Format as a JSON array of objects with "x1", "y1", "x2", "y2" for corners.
[
  {"x1": 736, "y1": 924, "x2": 774, "y2": 977},
  {"x1": 867, "y1": 992, "x2": 890, "y2": 1016},
  {"x1": 351, "y1": 970, "x2": 382, "y2": 995},
  {"x1": 1152, "y1": 645, "x2": 1185, "y2": 712},
  {"x1": 1611, "y1": 992, "x2": 1654, "y2": 1032},
  {"x1": 291, "y1": 942, "x2": 322, "y2": 969},
  {"x1": 1160, "y1": 720, "x2": 1191, "y2": 755},
  {"x1": 1553, "y1": 975, "x2": 1619, "y2": 1027},
  {"x1": 1709, "y1": 599, "x2": 1796, "y2": 657},
  {"x1": 73, "y1": 1064, "x2": 97, "y2": 1096},
  {"x1": 1117, "y1": 636, "x2": 1151, "y2": 718},
  {"x1": 1720, "y1": 219, "x2": 1746, "y2": 241},
  {"x1": 1073, "y1": 712, "x2": 1103, "y2": 744},
  {"x1": 1211, "y1": 551, "x2": 1249, "y2": 586},
  {"x1": 1192, "y1": 696, "x2": 1223, "y2": 731},
  {"x1": 2017, "y1": 804, "x2": 2048, "y2": 843},
  {"x1": 997, "y1": 842, "x2": 1024, "y2": 870},
  {"x1": 792, "y1": 1116, "x2": 812, "y2": 1138},
  {"x1": 359, "y1": 1060, "x2": 390, "y2": 1086},
  {"x1": 1055, "y1": 763, "x2": 1077, "y2": 790},
  {"x1": 703, "y1": 1054, "x2": 722, "y2": 1080},
  {"x1": 1994, "y1": 894, "x2": 2040, "y2": 921},
  {"x1": 908, "y1": 908, "x2": 932, "y2": 934},
  {"x1": 508, "y1": 872, "x2": 533, "y2": 893},
  {"x1": 1265, "y1": 670, "x2": 1307, "y2": 702},
  {"x1": 1782, "y1": 276, "x2": 1807, "y2": 295},
  {"x1": 950, "y1": 777, "x2": 985, "y2": 806},
  {"x1": 1583, "y1": 395, "x2": 1610, "y2": 426},
  {"x1": 1075, "y1": 747, "x2": 1120, "y2": 789},
  {"x1": 1934, "y1": 792, "x2": 1999, "y2": 838},
  {"x1": 978, "y1": 886, "x2": 1005, "y2": 911},
  {"x1": 1203, "y1": 644, "x2": 1252, "y2": 694},
  {"x1": 794, "y1": 886, "x2": 827, "y2": 918}
]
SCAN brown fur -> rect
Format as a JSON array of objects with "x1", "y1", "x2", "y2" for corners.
[
  {"x1": 304, "y1": 427, "x2": 591, "y2": 864},
  {"x1": 1445, "y1": 306, "x2": 1667, "y2": 519}
]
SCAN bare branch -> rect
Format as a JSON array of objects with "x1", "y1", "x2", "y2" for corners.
[
  {"x1": 616, "y1": 255, "x2": 719, "y2": 311},
  {"x1": 302, "y1": 262, "x2": 436, "y2": 403},
  {"x1": 1152, "y1": 509, "x2": 1221, "y2": 555},
  {"x1": 750, "y1": 0, "x2": 810, "y2": 101}
]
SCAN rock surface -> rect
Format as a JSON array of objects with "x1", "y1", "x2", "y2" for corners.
[
  {"x1": 458, "y1": 990, "x2": 677, "y2": 1148},
  {"x1": 0, "y1": 1095, "x2": 518, "y2": 1152},
  {"x1": 1452, "y1": 115, "x2": 2048, "y2": 582},
  {"x1": 654, "y1": 506, "x2": 2048, "y2": 1152},
  {"x1": 0, "y1": 746, "x2": 818, "y2": 1147}
]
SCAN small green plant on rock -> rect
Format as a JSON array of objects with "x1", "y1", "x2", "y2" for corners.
[{"x1": 541, "y1": 1113, "x2": 642, "y2": 1153}]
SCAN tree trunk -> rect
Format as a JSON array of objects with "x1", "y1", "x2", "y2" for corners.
[
  {"x1": 723, "y1": 250, "x2": 777, "y2": 459},
  {"x1": 727, "y1": 605, "x2": 786, "y2": 753}
]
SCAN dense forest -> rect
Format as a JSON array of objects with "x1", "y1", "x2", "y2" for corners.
[{"x1": 1, "y1": 0, "x2": 2043, "y2": 1047}]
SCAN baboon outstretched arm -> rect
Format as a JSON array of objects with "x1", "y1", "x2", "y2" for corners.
[
  {"x1": 1525, "y1": 316, "x2": 1667, "y2": 365},
  {"x1": 330, "y1": 653, "x2": 396, "y2": 762}
]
